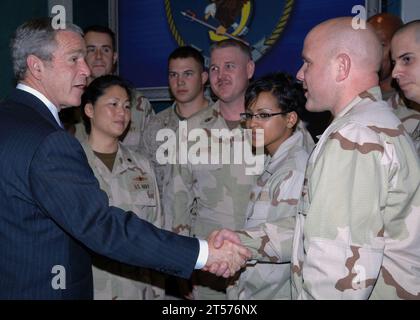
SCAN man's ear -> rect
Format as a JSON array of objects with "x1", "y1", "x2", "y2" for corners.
[
  {"x1": 201, "y1": 71, "x2": 209, "y2": 85},
  {"x1": 112, "y1": 52, "x2": 118, "y2": 66},
  {"x1": 84, "y1": 103, "x2": 94, "y2": 119},
  {"x1": 26, "y1": 55, "x2": 44, "y2": 80},
  {"x1": 247, "y1": 60, "x2": 255, "y2": 80},
  {"x1": 336, "y1": 53, "x2": 351, "y2": 82}
]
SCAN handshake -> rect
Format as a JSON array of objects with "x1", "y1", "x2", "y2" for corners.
[{"x1": 202, "y1": 229, "x2": 251, "y2": 278}]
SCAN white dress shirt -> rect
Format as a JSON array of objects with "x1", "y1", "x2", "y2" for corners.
[{"x1": 16, "y1": 83, "x2": 63, "y2": 128}]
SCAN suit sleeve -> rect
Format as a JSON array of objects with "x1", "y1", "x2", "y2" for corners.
[{"x1": 28, "y1": 131, "x2": 199, "y2": 279}]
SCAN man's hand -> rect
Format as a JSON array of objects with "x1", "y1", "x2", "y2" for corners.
[
  {"x1": 210, "y1": 228, "x2": 242, "y2": 248},
  {"x1": 203, "y1": 229, "x2": 251, "y2": 278}
]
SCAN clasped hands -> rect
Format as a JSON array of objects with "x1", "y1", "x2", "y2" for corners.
[{"x1": 202, "y1": 229, "x2": 251, "y2": 278}]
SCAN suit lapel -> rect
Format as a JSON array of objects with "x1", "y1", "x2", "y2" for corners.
[{"x1": 9, "y1": 88, "x2": 62, "y2": 130}]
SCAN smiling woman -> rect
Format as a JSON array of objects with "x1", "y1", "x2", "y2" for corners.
[
  {"x1": 79, "y1": 75, "x2": 165, "y2": 300},
  {"x1": 82, "y1": 75, "x2": 132, "y2": 142},
  {"x1": 226, "y1": 72, "x2": 314, "y2": 300},
  {"x1": 243, "y1": 72, "x2": 314, "y2": 155}
]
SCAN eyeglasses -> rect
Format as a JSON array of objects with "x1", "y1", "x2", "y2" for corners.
[{"x1": 240, "y1": 111, "x2": 290, "y2": 121}]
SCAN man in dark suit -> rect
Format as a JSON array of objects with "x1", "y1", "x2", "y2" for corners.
[{"x1": 0, "y1": 18, "x2": 249, "y2": 299}]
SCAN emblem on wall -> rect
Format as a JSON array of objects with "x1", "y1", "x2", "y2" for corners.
[{"x1": 165, "y1": 0, "x2": 295, "y2": 64}]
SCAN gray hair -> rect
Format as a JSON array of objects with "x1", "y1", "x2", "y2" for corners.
[{"x1": 11, "y1": 17, "x2": 83, "y2": 81}]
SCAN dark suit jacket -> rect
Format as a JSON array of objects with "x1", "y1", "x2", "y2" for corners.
[{"x1": 0, "y1": 89, "x2": 199, "y2": 299}]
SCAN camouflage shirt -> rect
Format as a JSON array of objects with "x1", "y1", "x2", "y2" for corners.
[
  {"x1": 141, "y1": 103, "x2": 182, "y2": 192},
  {"x1": 81, "y1": 141, "x2": 164, "y2": 300},
  {"x1": 291, "y1": 87, "x2": 420, "y2": 300},
  {"x1": 169, "y1": 101, "x2": 260, "y2": 299},
  {"x1": 170, "y1": 101, "x2": 259, "y2": 238},
  {"x1": 227, "y1": 130, "x2": 309, "y2": 300},
  {"x1": 141, "y1": 101, "x2": 212, "y2": 229},
  {"x1": 387, "y1": 92, "x2": 420, "y2": 158}
]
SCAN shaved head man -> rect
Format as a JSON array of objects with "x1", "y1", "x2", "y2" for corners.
[
  {"x1": 292, "y1": 17, "x2": 420, "y2": 299},
  {"x1": 297, "y1": 17, "x2": 382, "y2": 116},
  {"x1": 368, "y1": 13, "x2": 403, "y2": 97}
]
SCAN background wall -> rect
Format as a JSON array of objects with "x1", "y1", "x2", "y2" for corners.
[
  {"x1": 1, "y1": 0, "x2": 419, "y2": 101},
  {"x1": 73, "y1": 0, "x2": 108, "y2": 29},
  {"x1": 118, "y1": 0, "x2": 366, "y2": 98},
  {"x1": 0, "y1": 0, "x2": 48, "y2": 99},
  {"x1": 401, "y1": 0, "x2": 420, "y2": 22},
  {"x1": 0, "y1": 0, "x2": 108, "y2": 100}
]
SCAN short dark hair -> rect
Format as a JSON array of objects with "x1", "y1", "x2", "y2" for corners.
[
  {"x1": 168, "y1": 46, "x2": 205, "y2": 71},
  {"x1": 81, "y1": 75, "x2": 132, "y2": 134},
  {"x1": 245, "y1": 72, "x2": 306, "y2": 129},
  {"x1": 83, "y1": 25, "x2": 116, "y2": 50},
  {"x1": 210, "y1": 39, "x2": 252, "y2": 60},
  {"x1": 394, "y1": 19, "x2": 420, "y2": 43}
]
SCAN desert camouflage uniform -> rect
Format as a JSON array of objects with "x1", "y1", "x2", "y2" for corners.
[
  {"x1": 387, "y1": 92, "x2": 420, "y2": 157},
  {"x1": 170, "y1": 101, "x2": 259, "y2": 299},
  {"x1": 226, "y1": 130, "x2": 309, "y2": 300},
  {"x1": 81, "y1": 141, "x2": 165, "y2": 300},
  {"x1": 75, "y1": 89, "x2": 154, "y2": 148},
  {"x1": 142, "y1": 101, "x2": 212, "y2": 229},
  {"x1": 291, "y1": 87, "x2": 420, "y2": 300}
]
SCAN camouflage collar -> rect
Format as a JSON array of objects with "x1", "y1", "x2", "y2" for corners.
[
  {"x1": 389, "y1": 92, "x2": 406, "y2": 110},
  {"x1": 172, "y1": 102, "x2": 187, "y2": 121},
  {"x1": 200, "y1": 101, "x2": 222, "y2": 127},
  {"x1": 81, "y1": 141, "x2": 137, "y2": 176},
  {"x1": 199, "y1": 100, "x2": 245, "y2": 131},
  {"x1": 270, "y1": 130, "x2": 304, "y2": 162},
  {"x1": 114, "y1": 144, "x2": 140, "y2": 174},
  {"x1": 335, "y1": 86, "x2": 382, "y2": 119}
]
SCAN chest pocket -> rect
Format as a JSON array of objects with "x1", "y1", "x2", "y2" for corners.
[
  {"x1": 129, "y1": 173, "x2": 157, "y2": 207},
  {"x1": 245, "y1": 169, "x2": 272, "y2": 227},
  {"x1": 122, "y1": 171, "x2": 158, "y2": 224},
  {"x1": 190, "y1": 162, "x2": 223, "y2": 200},
  {"x1": 246, "y1": 189, "x2": 271, "y2": 228},
  {"x1": 109, "y1": 170, "x2": 157, "y2": 208}
]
